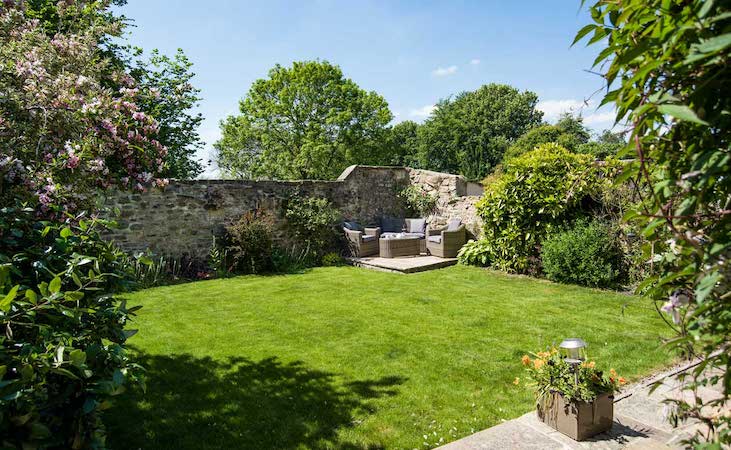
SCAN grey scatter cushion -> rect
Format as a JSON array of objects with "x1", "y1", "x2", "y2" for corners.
[
  {"x1": 343, "y1": 221, "x2": 362, "y2": 231},
  {"x1": 427, "y1": 235, "x2": 442, "y2": 243},
  {"x1": 446, "y1": 218, "x2": 462, "y2": 231},
  {"x1": 408, "y1": 218, "x2": 426, "y2": 234}
]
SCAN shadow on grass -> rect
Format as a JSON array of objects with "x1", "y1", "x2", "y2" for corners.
[{"x1": 105, "y1": 353, "x2": 406, "y2": 449}]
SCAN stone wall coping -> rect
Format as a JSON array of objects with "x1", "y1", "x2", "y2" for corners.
[
  {"x1": 167, "y1": 178, "x2": 344, "y2": 186},
  {"x1": 407, "y1": 167, "x2": 467, "y2": 180}
]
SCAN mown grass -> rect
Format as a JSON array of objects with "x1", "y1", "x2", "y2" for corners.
[{"x1": 106, "y1": 265, "x2": 672, "y2": 449}]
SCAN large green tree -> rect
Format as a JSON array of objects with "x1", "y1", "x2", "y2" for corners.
[
  {"x1": 417, "y1": 83, "x2": 543, "y2": 180},
  {"x1": 504, "y1": 113, "x2": 591, "y2": 160},
  {"x1": 129, "y1": 49, "x2": 204, "y2": 179},
  {"x1": 575, "y1": 129, "x2": 626, "y2": 159},
  {"x1": 384, "y1": 120, "x2": 420, "y2": 166},
  {"x1": 216, "y1": 61, "x2": 393, "y2": 180}
]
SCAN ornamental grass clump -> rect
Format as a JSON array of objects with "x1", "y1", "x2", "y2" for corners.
[{"x1": 518, "y1": 348, "x2": 625, "y2": 403}]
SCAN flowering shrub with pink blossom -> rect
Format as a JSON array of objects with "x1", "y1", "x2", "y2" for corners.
[
  {"x1": 0, "y1": 1, "x2": 168, "y2": 216},
  {"x1": 0, "y1": 2, "x2": 173, "y2": 447}
]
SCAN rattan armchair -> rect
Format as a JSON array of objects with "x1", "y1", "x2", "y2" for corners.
[
  {"x1": 344, "y1": 226, "x2": 381, "y2": 257},
  {"x1": 426, "y1": 221, "x2": 466, "y2": 258}
]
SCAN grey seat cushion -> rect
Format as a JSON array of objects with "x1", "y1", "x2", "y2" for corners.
[
  {"x1": 402, "y1": 232, "x2": 425, "y2": 239},
  {"x1": 343, "y1": 221, "x2": 362, "y2": 231},
  {"x1": 406, "y1": 218, "x2": 426, "y2": 234},
  {"x1": 427, "y1": 235, "x2": 442, "y2": 243},
  {"x1": 446, "y1": 218, "x2": 462, "y2": 231},
  {"x1": 362, "y1": 235, "x2": 377, "y2": 242}
]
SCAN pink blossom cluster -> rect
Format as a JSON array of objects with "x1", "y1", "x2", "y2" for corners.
[{"x1": 0, "y1": 4, "x2": 169, "y2": 217}]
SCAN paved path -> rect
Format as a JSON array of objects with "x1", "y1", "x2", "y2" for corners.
[{"x1": 438, "y1": 361, "x2": 726, "y2": 450}]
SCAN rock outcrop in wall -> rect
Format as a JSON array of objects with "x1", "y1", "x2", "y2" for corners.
[
  {"x1": 104, "y1": 165, "x2": 483, "y2": 260},
  {"x1": 407, "y1": 168, "x2": 483, "y2": 238}
]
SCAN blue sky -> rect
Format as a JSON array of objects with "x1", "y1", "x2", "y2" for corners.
[{"x1": 117, "y1": 0, "x2": 614, "y2": 177}]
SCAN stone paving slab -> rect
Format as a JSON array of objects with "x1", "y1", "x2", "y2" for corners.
[
  {"x1": 439, "y1": 419, "x2": 567, "y2": 449},
  {"x1": 438, "y1": 361, "x2": 727, "y2": 450},
  {"x1": 518, "y1": 411, "x2": 676, "y2": 450}
]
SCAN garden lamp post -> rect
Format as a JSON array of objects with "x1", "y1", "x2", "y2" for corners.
[
  {"x1": 560, "y1": 338, "x2": 587, "y2": 385},
  {"x1": 559, "y1": 338, "x2": 587, "y2": 364}
]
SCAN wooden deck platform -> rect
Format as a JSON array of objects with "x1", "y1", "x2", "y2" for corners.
[{"x1": 347, "y1": 255, "x2": 458, "y2": 273}]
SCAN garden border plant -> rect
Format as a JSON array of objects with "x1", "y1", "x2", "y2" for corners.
[{"x1": 283, "y1": 193, "x2": 342, "y2": 266}]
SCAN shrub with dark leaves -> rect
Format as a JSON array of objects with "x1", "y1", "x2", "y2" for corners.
[
  {"x1": 541, "y1": 220, "x2": 625, "y2": 288},
  {"x1": 0, "y1": 206, "x2": 143, "y2": 449},
  {"x1": 219, "y1": 209, "x2": 275, "y2": 275}
]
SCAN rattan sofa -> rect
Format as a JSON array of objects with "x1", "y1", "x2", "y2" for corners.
[
  {"x1": 426, "y1": 219, "x2": 466, "y2": 258},
  {"x1": 343, "y1": 223, "x2": 381, "y2": 257}
]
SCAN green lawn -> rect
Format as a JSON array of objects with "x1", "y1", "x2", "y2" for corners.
[{"x1": 106, "y1": 265, "x2": 672, "y2": 449}]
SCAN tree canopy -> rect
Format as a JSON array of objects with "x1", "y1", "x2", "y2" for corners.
[
  {"x1": 416, "y1": 83, "x2": 543, "y2": 180},
  {"x1": 504, "y1": 113, "x2": 625, "y2": 161},
  {"x1": 504, "y1": 113, "x2": 591, "y2": 160},
  {"x1": 129, "y1": 49, "x2": 204, "y2": 179},
  {"x1": 384, "y1": 120, "x2": 420, "y2": 166},
  {"x1": 216, "y1": 61, "x2": 393, "y2": 180}
]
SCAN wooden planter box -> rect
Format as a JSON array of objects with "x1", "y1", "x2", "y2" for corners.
[{"x1": 536, "y1": 391, "x2": 614, "y2": 441}]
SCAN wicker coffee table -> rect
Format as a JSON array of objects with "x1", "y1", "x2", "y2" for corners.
[{"x1": 379, "y1": 236, "x2": 421, "y2": 258}]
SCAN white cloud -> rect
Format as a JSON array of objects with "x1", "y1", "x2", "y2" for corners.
[
  {"x1": 432, "y1": 65, "x2": 458, "y2": 77},
  {"x1": 536, "y1": 98, "x2": 624, "y2": 132},
  {"x1": 469, "y1": 58, "x2": 481, "y2": 65},
  {"x1": 409, "y1": 104, "x2": 436, "y2": 118},
  {"x1": 583, "y1": 110, "x2": 616, "y2": 125},
  {"x1": 537, "y1": 99, "x2": 587, "y2": 122}
]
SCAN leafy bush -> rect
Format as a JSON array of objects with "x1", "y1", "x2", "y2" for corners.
[
  {"x1": 321, "y1": 252, "x2": 344, "y2": 267},
  {"x1": 284, "y1": 195, "x2": 341, "y2": 265},
  {"x1": 0, "y1": 206, "x2": 143, "y2": 448},
  {"x1": 220, "y1": 209, "x2": 275, "y2": 274},
  {"x1": 541, "y1": 220, "x2": 626, "y2": 288},
  {"x1": 474, "y1": 143, "x2": 615, "y2": 273},
  {"x1": 457, "y1": 240, "x2": 491, "y2": 266},
  {"x1": 398, "y1": 185, "x2": 437, "y2": 217}
]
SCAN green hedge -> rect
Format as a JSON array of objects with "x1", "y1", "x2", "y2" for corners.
[{"x1": 541, "y1": 220, "x2": 625, "y2": 288}]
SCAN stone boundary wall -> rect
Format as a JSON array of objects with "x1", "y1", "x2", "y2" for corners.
[
  {"x1": 104, "y1": 165, "x2": 483, "y2": 260},
  {"x1": 406, "y1": 168, "x2": 483, "y2": 238}
]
